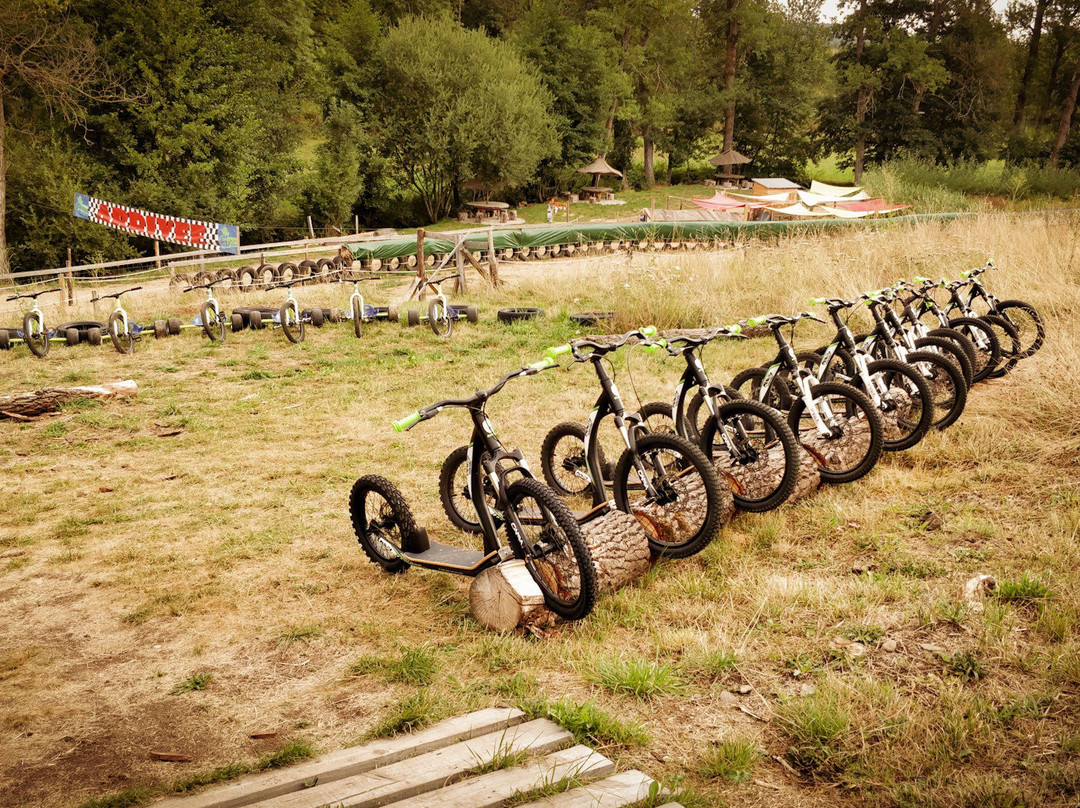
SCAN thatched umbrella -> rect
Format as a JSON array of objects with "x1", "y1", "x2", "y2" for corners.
[
  {"x1": 709, "y1": 149, "x2": 752, "y2": 176},
  {"x1": 577, "y1": 155, "x2": 623, "y2": 187}
]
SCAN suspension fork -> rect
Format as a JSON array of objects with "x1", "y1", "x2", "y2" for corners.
[{"x1": 470, "y1": 416, "x2": 513, "y2": 555}]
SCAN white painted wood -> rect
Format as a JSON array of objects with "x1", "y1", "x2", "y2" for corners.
[
  {"x1": 393, "y1": 745, "x2": 614, "y2": 808},
  {"x1": 511, "y1": 770, "x2": 657, "y2": 808},
  {"x1": 255, "y1": 719, "x2": 572, "y2": 808},
  {"x1": 153, "y1": 707, "x2": 526, "y2": 808}
]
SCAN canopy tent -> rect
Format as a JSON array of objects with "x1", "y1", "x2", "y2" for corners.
[
  {"x1": 814, "y1": 205, "x2": 874, "y2": 219},
  {"x1": 832, "y1": 199, "x2": 911, "y2": 215},
  {"x1": 727, "y1": 190, "x2": 793, "y2": 203},
  {"x1": 691, "y1": 191, "x2": 748, "y2": 210},
  {"x1": 765, "y1": 202, "x2": 829, "y2": 219},
  {"x1": 809, "y1": 180, "x2": 862, "y2": 197},
  {"x1": 577, "y1": 156, "x2": 623, "y2": 186},
  {"x1": 797, "y1": 189, "x2": 871, "y2": 206}
]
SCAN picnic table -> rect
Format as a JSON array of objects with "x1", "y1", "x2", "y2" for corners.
[
  {"x1": 460, "y1": 201, "x2": 515, "y2": 224},
  {"x1": 580, "y1": 186, "x2": 617, "y2": 202}
]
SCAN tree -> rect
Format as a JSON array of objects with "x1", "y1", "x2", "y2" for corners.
[
  {"x1": 371, "y1": 14, "x2": 557, "y2": 221},
  {"x1": 1012, "y1": 0, "x2": 1052, "y2": 132},
  {"x1": 510, "y1": 0, "x2": 626, "y2": 198},
  {"x1": 0, "y1": 0, "x2": 115, "y2": 278}
]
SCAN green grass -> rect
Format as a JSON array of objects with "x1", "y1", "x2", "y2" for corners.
[
  {"x1": 942, "y1": 650, "x2": 988, "y2": 683},
  {"x1": 699, "y1": 738, "x2": 760, "y2": 783},
  {"x1": 75, "y1": 740, "x2": 314, "y2": 808},
  {"x1": 9, "y1": 213, "x2": 1080, "y2": 808},
  {"x1": 592, "y1": 656, "x2": 688, "y2": 700},
  {"x1": 366, "y1": 691, "x2": 442, "y2": 739},
  {"x1": 532, "y1": 699, "x2": 650, "y2": 748},
  {"x1": 170, "y1": 673, "x2": 211, "y2": 695},
  {"x1": 995, "y1": 573, "x2": 1051, "y2": 604}
]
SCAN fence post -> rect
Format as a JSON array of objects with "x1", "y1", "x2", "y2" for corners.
[
  {"x1": 416, "y1": 229, "x2": 427, "y2": 300},
  {"x1": 354, "y1": 215, "x2": 360, "y2": 235},
  {"x1": 65, "y1": 249, "x2": 74, "y2": 306},
  {"x1": 154, "y1": 240, "x2": 161, "y2": 269},
  {"x1": 487, "y1": 227, "x2": 499, "y2": 287},
  {"x1": 454, "y1": 238, "x2": 466, "y2": 295},
  {"x1": 307, "y1": 216, "x2": 315, "y2": 239}
]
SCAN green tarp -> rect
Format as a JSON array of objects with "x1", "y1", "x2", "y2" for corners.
[{"x1": 344, "y1": 213, "x2": 965, "y2": 261}]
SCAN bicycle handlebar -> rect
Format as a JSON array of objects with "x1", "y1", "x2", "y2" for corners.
[
  {"x1": 560, "y1": 326, "x2": 658, "y2": 359},
  {"x1": 269, "y1": 277, "x2": 307, "y2": 290},
  {"x1": 6, "y1": 286, "x2": 63, "y2": 302},
  {"x1": 98, "y1": 286, "x2": 143, "y2": 301},
  {"x1": 183, "y1": 278, "x2": 224, "y2": 292},
  {"x1": 393, "y1": 358, "x2": 559, "y2": 432}
]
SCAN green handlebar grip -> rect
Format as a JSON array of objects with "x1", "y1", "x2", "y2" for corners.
[
  {"x1": 914, "y1": 276, "x2": 930, "y2": 283},
  {"x1": 728, "y1": 324, "x2": 741, "y2": 334},
  {"x1": 809, "y1": 297, "x2": 826, "y2": 305},
  {"x1": 643, "y1": 338, "x2": 668, "y2": 354},
  {"x1": 639, "y1": 325, "x2": 658, "y2": 338},
  {"x1": 392, "y1": 411, "x2": 421, "y2": 433},
  {"x1": 961, "y1": 269, "x2": 970, "y2": 278},
  {"x1": 746, "y1": 316, "x2": 766, "y2": 327},
  {"x1": 546, "y1": 343, "x2": 572, "y2": 359},
  {"x1": 528, "y1": 358, "x2": 554, "y2": 372}
]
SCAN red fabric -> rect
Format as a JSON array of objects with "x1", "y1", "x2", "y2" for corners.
[{"x1": 692, "y1": 192, "x2": 768, "y2": 211}]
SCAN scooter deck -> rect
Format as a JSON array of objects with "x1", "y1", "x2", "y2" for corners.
[
  {"x1": 517, "y1": 501, "x2": 611, "y2": 525},
  {"x1": 403, "y1": 541, "x2": 499, "y2": 576}
]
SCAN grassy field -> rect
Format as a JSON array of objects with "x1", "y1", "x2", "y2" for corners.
[{"x1": 1, "y1": 213, "x2": 1079, "y2": 808}]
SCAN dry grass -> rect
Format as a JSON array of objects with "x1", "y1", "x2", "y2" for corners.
[{"x1": 1, "y1": 213, "x2": 1079, "y2": 807}]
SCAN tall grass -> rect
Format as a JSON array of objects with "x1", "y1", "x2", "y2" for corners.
[{"x1": 862, "y1": 158, "x2": 1080, "y2": 211}]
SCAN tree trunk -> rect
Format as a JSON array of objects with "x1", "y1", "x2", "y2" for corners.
[
  {"x1": 853, "y1": 0, "x2": 868, "y2": 183},
  {"x1": 1013, "y1": 0, "x2": 1049, "y2": 130},
  {"x1": 643, "y1": 129, "x2": 655, "y2": 189},
  {"x1": 1050, "y1": 55, "x2": 1080, "y2": 169},
  {"x1": 1036, "y1": 35, "x2": 1067, "y2": 127},
  {"x1": 721, "y1": 14, "x2": 739, "y2": 174},
  {"x1": 0, "y1": 380, "x2": 137, "y2": 420},
  {"x1": 0, "y1": 86, "x2": 9, "y2": 280}
]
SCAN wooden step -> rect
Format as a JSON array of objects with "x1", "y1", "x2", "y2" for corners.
[
  {"x1": 155, "y1": 707, "x2": 526, "y2": 808},
  {"x1": 256, "y1": 718, "x2": 572, "y2": 808},
  {"x1": 393, "y1": 744, "x2": 614, "y2": 807},
  {"x1": 512, "y1": 770, "x2": 657, "y2": 807}
]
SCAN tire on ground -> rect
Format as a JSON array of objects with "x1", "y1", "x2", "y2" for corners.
[
  {"x1": 154, "y1": 320, "x2": 168, "y2": 339},
  {"x1": 497, "y1": 307, "x2": 544, "y2": 323},
  {"x1": 407, "y1": 308, "x2": 420, "y2": 326},
  {"x1": 88, "y1": 327, "x2": 102, "y2": 346},
  {"x1": 66, "y1": 327, "x2": 80, "y2": 346},
  {"x1": 231, "y1": 312, "x2": 245, "y2": 332},
  {"x1": 167, "y1": 317, "x2": 181, "y2": 335}
]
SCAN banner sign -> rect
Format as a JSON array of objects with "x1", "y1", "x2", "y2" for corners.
[{"x1": 74, "y1": 194, "x2": 240, "y2": 255}]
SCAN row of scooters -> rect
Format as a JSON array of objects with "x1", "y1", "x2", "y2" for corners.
[
  {"x1": 350, "y1": 262, "x2": 1045, "y2": 623},
  {"x1": 0, "y1": 275, "x2": 478, "y2": 357}
]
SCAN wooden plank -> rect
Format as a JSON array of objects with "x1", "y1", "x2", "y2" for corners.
[
  {"x1": 256, "y1": 719, "x2": 572, "y2": 808},
  {"x1": 155, "y1": 708, "x2": 526, "y2": 808},
  {"x1": 393, "y1": 745, "x2": 614, "y2": 808},
  {"x1": 511, "y1": 770, "x2": 657, "y2": 808}
]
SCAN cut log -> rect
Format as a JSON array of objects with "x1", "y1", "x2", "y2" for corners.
[
  {"x1": 630, "y1": 466, "x2": 734, "y2": 545},
  {"x1": 799, "y1": 415, "x2": 873, "y2": 479},
  {"x1": 716, "y1": 442, "x2": 820, "y2": 509},
  {"x1": 579, "y1": 509, "x2": 653, "y2": 592},
  {"x1": 469, "y1": 559, "x2": 554, "y2": 633},
  {"x1": 0, "y1": 380, "x2": 137, "y2": 420}
]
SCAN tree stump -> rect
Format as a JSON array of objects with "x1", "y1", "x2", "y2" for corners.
[
  {"x1": 715, "y1": 443, "x2": 820, "y2": 509},
  {"x1": 799, "y1": 416, "x2": 874, "y2": 478},
  {"x1": 579, "y1": 509, "x2": 653, "y2": 592},
  {"x1": 469, "y1": 559, "x2": 555, "y2": 633},
  {"x1": 0, "y1": 380, "x2": 137, "y2": 420}
]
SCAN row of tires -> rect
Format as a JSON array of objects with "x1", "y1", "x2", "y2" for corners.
[{"x1": 168, "y1": 238, "x2": 726, "y2": 292}]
